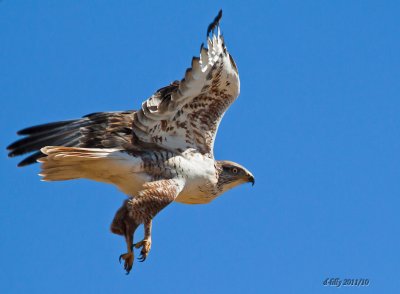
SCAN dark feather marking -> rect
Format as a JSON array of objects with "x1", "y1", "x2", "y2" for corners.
[
  {"x1": 8, "y1": 130, "x2": 80, "y2": 157},
  {"x1": 16, "y1": 120, "x2": 76, "y2": 136},
  {"x1": 207, "y1": 10, "x2": 223, "y2": 37},
  {"x1": 229, "y1": 54, "x2": 238, "y2": 73}
]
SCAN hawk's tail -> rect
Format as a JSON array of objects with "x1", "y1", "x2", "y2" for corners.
[{"x1": 38, "y1": 146, "x2": 132, "y2": 182}]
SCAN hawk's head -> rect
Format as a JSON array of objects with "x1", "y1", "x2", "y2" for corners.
[{"x1": 216, "y1": 161, "x2": 255, "y2": 193}]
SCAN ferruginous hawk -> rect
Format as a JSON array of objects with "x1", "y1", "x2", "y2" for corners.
[{"x1": 7, "y1": 10, "x2": 254, "y2": 274}]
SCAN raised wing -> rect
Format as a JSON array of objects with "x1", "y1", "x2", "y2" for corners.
[
  {"x1": 8, "y1": 11, "x2": 239, "y2": 166},
  {"x1": 132, "y1": 10, "x2": 240, "y2": 156},
  {"x1": 7, "y1": 111, "x2": 134, "y2": 166}
]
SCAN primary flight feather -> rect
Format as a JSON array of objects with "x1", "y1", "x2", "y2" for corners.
[{"x1": 7, "y1": 10, "x2": 254, "y2": 274}]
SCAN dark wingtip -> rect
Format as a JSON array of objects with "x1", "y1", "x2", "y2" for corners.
[
  {"x1": 16, "y1": 120, "x2": 76, "y2": 136},
  {"x1": 7, "y1": 140, "x2": 21, "y2": 152},
  {"x1": 17, "y1": 162, "x2": 27, "y2": 168},
  {"x1": 16, "y1": 129, "x2": 28, "y2": 136},
  {"x1": 6, "y1": 140, "x2": 20, "y2": 151},
  {"x1": 16, "y1": 152, "x2": 44, "y2": 167},
  {"x1": 207, "y1": 9, "x2": 223, "y2": 37}
]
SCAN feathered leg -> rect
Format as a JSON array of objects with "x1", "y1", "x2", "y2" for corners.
[{"x1": 111, "y1": 179, "x2": 183, "y2": 274}]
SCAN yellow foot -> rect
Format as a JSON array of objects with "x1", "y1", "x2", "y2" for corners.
[
  {"x1": 134, "y1": 239, "x2": 152, "y2": 262},
  {"x1": 119, "y1": 252, "x2": 134, "y2": 274}
]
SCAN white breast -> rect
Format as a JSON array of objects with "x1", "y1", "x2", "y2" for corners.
[{"x1": 173, "y1": 151, "x2": 219, "y2": 204}]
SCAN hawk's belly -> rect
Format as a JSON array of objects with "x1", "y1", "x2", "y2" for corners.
[{"x1": 111, "y1": 150, "x2": 220, "y2": 204}]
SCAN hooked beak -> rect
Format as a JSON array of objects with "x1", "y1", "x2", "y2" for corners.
[{"x1": 247, "y1": 173, "x2": 255, "y2": 186}]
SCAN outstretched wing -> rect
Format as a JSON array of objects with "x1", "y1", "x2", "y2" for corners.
[
  {"x1": 132, "y1": 10, "x2": 240, "y2": 156},
  {"x1": 7, "y1": 111, "x2": 134, "y2": 166},
  {"x1": 8, "y1": 10, "x2": 238, "y2": 166}
]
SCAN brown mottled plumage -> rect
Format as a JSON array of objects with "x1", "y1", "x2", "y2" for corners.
[{"x1": 7, "y1": 10, "x2": 254, "y2": 274}]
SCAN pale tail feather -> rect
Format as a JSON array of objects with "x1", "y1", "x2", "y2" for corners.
[{"x1": 38, "y1": 146, "x2": 139, "y2": 182}]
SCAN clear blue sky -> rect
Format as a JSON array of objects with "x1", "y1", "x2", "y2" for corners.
[{"x1": 1, "y1": 1, "x2": 399, "y2": 293}]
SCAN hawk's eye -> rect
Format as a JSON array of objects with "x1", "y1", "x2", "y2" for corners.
[{"x1": 232, "y1": 168, "x2": 238, "y2": 174}]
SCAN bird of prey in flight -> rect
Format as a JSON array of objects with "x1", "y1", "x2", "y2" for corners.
[{"x1": 7, "y1": 10, "x2": 254, "y2": 274}]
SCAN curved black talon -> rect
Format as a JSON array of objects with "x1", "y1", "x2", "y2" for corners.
[
  {"x1": 119, "y1": 252, "x2": 134, "y2": 274},
  {"x1": 124, "y1": 262, "x2": 132, "y2": 274}
]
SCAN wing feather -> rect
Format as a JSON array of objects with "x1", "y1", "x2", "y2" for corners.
[
  {"x1": 132, "y1": 12, "x2": 240, "y2": 156},
  {"x1": 8, "y1": 11, "x2": 239, "y2": 167},
  {"x1": 7, "y1": 111, "x2": 134, "y2": 166}
]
